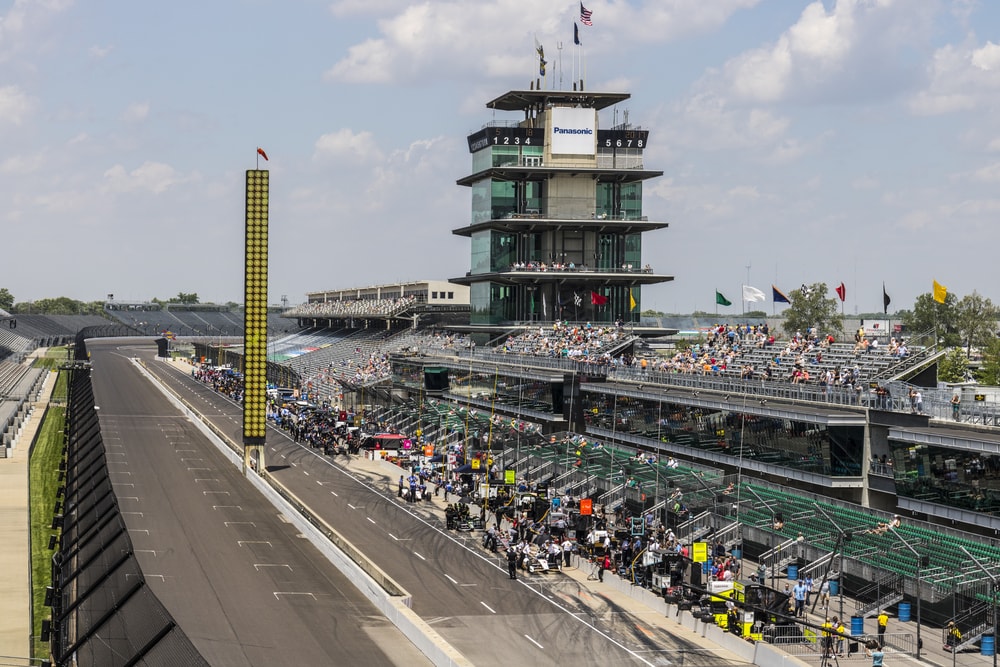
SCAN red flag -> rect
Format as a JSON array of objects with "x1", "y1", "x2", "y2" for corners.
[
  {"x1": 591, "y1": 291, "x2": 608, "y2": 306},
  {"x1": 257, "y1": 147, "x2": 269, "y2": 161},
  {"x1": 835, "y1": 282, "x2": 846, "y2": 302}
]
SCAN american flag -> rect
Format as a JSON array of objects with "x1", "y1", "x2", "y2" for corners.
[{"x1": 580, "y1": 3, "x2": 593, "y2": 26}]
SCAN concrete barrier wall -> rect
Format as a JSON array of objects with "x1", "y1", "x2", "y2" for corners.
[{"x1": 663, "y1": 602, "x2": 812, "y2": 667}]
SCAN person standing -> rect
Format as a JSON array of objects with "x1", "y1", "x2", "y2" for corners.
[
  {"x1": 792, "y1": 579, "x2": 808, "y2": 617},
  {"x1": 506, "y1": 547, "x2": 518, "y2": 580},
  {"x1": 952, "y1": 393, "x2": 961, "y2": 421},
  {"x1": 876, "y1": 609, "x2": 889, "y2": 647},
  {"x1": 945, "y1": 621, "x2": 962, "y2": 650},
  {"x1": 866, "y1": 639, "x2": 884, "y2": 667},
  {"x1": 834, "y1": 617, "x2": 846, "y2": 656},
  {"x1": 562, "y1": 536, "x2": 573, "y2": 568},
  {"x1": 821, "y1": 617, "x2": 834, "y2": 657}
]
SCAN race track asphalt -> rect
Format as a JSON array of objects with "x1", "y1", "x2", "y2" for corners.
[{"x1": 88, "y1": 341, "x2": 432, "y2": 667}]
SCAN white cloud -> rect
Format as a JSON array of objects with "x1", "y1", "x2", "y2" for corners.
[
  {"x1": 971, "y1": 41, "x2": 1000, "y2": 71},
  {"x1": 668, "y1": 92, "x2": 791, "y2": 154},
  {"x1": 0, "y1": 150, "x2": 46, "y2": 174},
  {"x1": 328, "y1": 0, "x2": 412, "y2": 18},
  {"x1": 89, "y1": 44, "x2": 113, "y2": 59},
  {"x1": 325, "y1": 0, "x2": 759, "y2": 83},
  {"x1": 0, "y1": 0, "x2": 73, "y2": 60},
  {"x1": 727, "y1": 185, "x2": 760, "y2": 199},
  {"x1": 0, "y1": 85, "x2": 34, "y2": 125},
  {"x1": 314, "y1": 129, "x2": 383, "y2": 162},
  {"x1": 718, "y1": 0, "x2": 935, "y2": 106},
  {"x1": 593, "y1": 0, "x2": 762, "y2": 42},
  {"x1": 121, "y1": 102, "x2": 150, "y2": 123},
  {"x1": 665, "y1": 1, "x2": 937, "y2": 165},
  {"x1": 910, "y1": 40, "x2": 1000, "y2": 115},
  {"x1": 968, "y1": 162, "x2": 1000, "y2": 183},
  {"x1": 102, "y1": 162, "x2": 184, "y2": 195}
]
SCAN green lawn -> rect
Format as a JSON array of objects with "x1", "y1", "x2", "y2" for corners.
[
  {"x1": 29, "y1": 404, "x2": 65, "y2": 661},
  {"x1": 49, "y1": 371, "x2": 67, "y2": 402}
]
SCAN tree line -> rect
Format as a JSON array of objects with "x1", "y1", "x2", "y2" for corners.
[{"x1": 0, "y1": 289, "x2": 203, "y2": 315}]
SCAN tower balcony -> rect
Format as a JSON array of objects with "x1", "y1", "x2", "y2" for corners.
[{"x1": 451, "y1": 265, "x2": 673, "y2": 287}]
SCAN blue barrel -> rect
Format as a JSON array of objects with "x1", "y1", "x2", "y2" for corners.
[
  {"x1": 983, "y1": 635, "x2": 995, "y2": 656},
  {"x1": 829, "y1": 580, "x2": 839, "y2": 596},
  {"x1": 703, "y1": 561, "x2": 711, "y2": 574},
  {"x1": 851, "y1": 617, "x2": 864, "y2": 636},
  {"x1": 898, "y1": 602, "x2": 911, "y2": 622},
  {"x1": 731, "y1": 549, "x2": 742, "y2": 559},
  {"x1": 787, "y1": 564, "x2": 799, "y2": 580}
]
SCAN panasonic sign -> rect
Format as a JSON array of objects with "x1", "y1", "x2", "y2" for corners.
[{"x1": 549, "y1": 107, "x2": 597, "y2": 155}]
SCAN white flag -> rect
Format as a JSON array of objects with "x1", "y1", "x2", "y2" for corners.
[{"x1": 743, "y1": 285, "x2": 766, "y2": 303}]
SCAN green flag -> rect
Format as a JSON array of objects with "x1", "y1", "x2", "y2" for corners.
[{"x1": 716, "y1": 290, "x2": 732, "y2": 307}]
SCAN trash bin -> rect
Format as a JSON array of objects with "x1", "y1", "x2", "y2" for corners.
[
  {"x1": 983, "y1": 635, "x2": 995, "y2": 656},
  {"x1": 829, "y1": 580, "x2": 839, "y2": 596},
  {"x1": 788, "y1": 564, "x2": 799, "y2": 580},
  {"x1": 851, "y1": 616, "x2": 864, "y2": 636},
  {"x1": 898, "y1": 601, "x2": 911, "y2": 623}
]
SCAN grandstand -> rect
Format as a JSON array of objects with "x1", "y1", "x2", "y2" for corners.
[{"x1": 103, "y1": 302, "x2": 292, "y2": 337}]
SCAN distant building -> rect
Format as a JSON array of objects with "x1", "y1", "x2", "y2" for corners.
[{"x1": 301, "y1": 280, "x2": 468, "y2": 307}]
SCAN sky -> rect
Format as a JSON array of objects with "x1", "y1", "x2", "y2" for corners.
[{"x1": 2, "y1": 0, "x2": 1000, "y2": 315}]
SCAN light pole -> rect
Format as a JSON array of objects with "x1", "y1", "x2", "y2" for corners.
[
  {"x1": 744, "y1": 484, "x2": 777, "y2": 587},
  {"x1": 960, "y1": 545, "x2": 998, "y2": 667},
  {"x1": 814, "y1": 505, "x2": 850, "y2": 623},
  {"x1": 890, "y1": 527, "x2": 927, "y2": 660}
]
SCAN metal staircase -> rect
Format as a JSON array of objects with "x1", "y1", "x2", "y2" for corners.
[
  {"x1": 759, "y1": 536, "x2": 801, "y2": 577},
  {"x1": 949, "y1": 600, "x2": 992, "y2": 652},
  {"x1": 855, "y1": 572, "x2": 905, "y2": 618},
  {"x1": 675, "y1": 510, "x2": 713, "y2": 542}
]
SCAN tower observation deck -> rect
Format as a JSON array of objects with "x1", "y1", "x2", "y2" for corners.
[{"x1": 450, "y1": 88, "x2": 672, "y2": 325}]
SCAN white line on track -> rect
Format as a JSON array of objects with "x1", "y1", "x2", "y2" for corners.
[
  {"x1": 366, "y1": 517, "x2": 376, "y2": 525},
  {"x1": 524, "y1": 635, "x2": 543, "y2": 649},
  {"x1": 347, "y1": 503, "x2": 356, "y2": 510},
  {"x1": 413, "y1": 551, "x2": 426, "y2": 561},
  {"x1": 330, "y1": 491, "x2": 338, "y2": 497},
  {"x1": 388, "y1": 533, "x2": 398, "y2": 541},
  {"x1": 444, "y1": 574, "x2": 458, "y2": 585},
  {"x1": 480, "y1": 601, "x2": 496, "y2": 614}
]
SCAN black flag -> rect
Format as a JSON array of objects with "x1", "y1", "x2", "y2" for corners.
[{"x1": 883, "y1": 283, "x2": 891, "y2": 314}]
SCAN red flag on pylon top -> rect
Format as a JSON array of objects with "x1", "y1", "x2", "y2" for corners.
[
  {"x1": 835, "y1": 282, "x2": 846, "y2": 302},
  {"x1": 257, "y1": 147, "x2": 269, "y2": 161}
]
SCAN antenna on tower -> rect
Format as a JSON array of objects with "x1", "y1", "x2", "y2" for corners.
[{"x1": 557, "y1": 41, "x2": 563, "y2": 90}]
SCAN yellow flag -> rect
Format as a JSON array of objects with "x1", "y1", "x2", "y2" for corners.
[
  {"x1": 933, "y1": 279, "x2": 947, "y2": 304},
  {"x1": 629, "y1": 289, "x2": 637, "y2": 311}
]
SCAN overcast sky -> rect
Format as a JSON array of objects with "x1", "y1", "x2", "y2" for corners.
[{"x1": 2, "y1": 0, "x2": 999, "y2": 315}]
